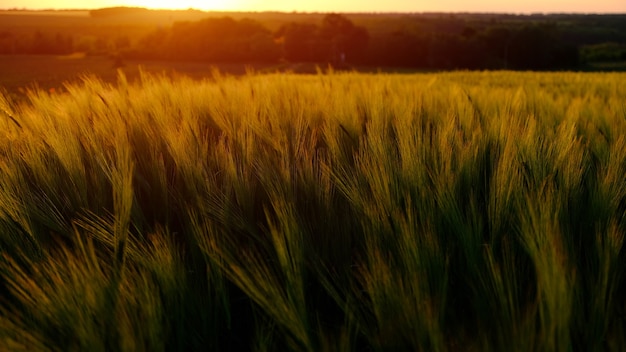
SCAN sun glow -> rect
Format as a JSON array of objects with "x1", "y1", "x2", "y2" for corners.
[{"x1": 126, "y1": 0, "x2": 242, "y2": 11}]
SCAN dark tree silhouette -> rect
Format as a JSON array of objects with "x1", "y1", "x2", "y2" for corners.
[
  {"x1": 319, "y1": 14, "x2": 369, "y2": 64},
  {"x1": 276, "y1": 23, "x2": 321, "y2": 62}
]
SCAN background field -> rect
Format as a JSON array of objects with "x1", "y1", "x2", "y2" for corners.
[
  {"x1": 1, "y1": 71, "x2": 625, "y2": 351},
  {"x1": 0, "y1": 54, "x2": 295, "y2": 96},
  {"x1": 0, "y1": 54, "x2": 418, "y2": 101}
]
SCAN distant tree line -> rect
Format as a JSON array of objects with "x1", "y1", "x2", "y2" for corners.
[
  {"x1": 1, "y1": 11, "x2": 625, "y2": 71},
  {"x1": 120, "y1": 14, "x2": 582, "y2": 70},
  {"x1": 0, "y1": 30, "x2": 73, "y2": 55},
  {"x1": 119, "y1": 14, "x2": 369, "y2": 65},
  {"x1": 119, "y1": 13, "x2": 624, "y2": 70},
  {"x1": 125, "y1": 14, "x2": 584, "y2": 70},
  {"x1": 364, "y1": 23, "x2": 580, "y2": 70}
]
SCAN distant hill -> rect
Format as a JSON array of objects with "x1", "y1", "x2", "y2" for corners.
[{"x1": 89, "y1": 7, "x2": 152, "y2": 18}]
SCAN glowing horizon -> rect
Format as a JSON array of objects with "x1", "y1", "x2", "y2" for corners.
[{"x1": 2, "y1": 0, "x2": 626, "y2": 14}]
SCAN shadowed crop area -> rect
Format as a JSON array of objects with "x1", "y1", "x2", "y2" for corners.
[{"x1": 0, "y1": 70, "x2": 625, "y2": 351}]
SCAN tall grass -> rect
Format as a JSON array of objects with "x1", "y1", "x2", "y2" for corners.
[{"x1": 0, "y1": 70, "x2": 625, "y2": 351}]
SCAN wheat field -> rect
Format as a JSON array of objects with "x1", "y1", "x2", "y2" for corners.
[{"x1": 0, "y1": 70, "x2": 625, "y2": 351}]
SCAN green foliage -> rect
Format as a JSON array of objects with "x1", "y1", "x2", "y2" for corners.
[
  {"x1": 582, "y1": 42, "x2": 626, "y2": 63},
  {"x1": 1, "y1": 71, "x2": 626, "y2": 350}
]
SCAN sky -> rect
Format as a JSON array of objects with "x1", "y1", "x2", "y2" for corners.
[{"x1": 2, "y1": 0, "x2": 626, "y2": 13}]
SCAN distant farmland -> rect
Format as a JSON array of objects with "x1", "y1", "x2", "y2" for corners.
[{"x1": 0, "y1": 55, "x2": 296, "y2": 96}]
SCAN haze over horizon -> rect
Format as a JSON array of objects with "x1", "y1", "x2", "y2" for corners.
[{"x1": 2, "y1": 0, "x2": 626, "y2": 14}]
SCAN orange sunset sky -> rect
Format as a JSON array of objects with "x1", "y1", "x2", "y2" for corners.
[{"x1": 2, "y1": 0, "x2": 626, "y2": 13}]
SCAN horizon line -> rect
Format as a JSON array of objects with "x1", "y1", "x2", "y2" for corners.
[{"x1": 1, "y1": 7, "x2": 625, "y2": 15}]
